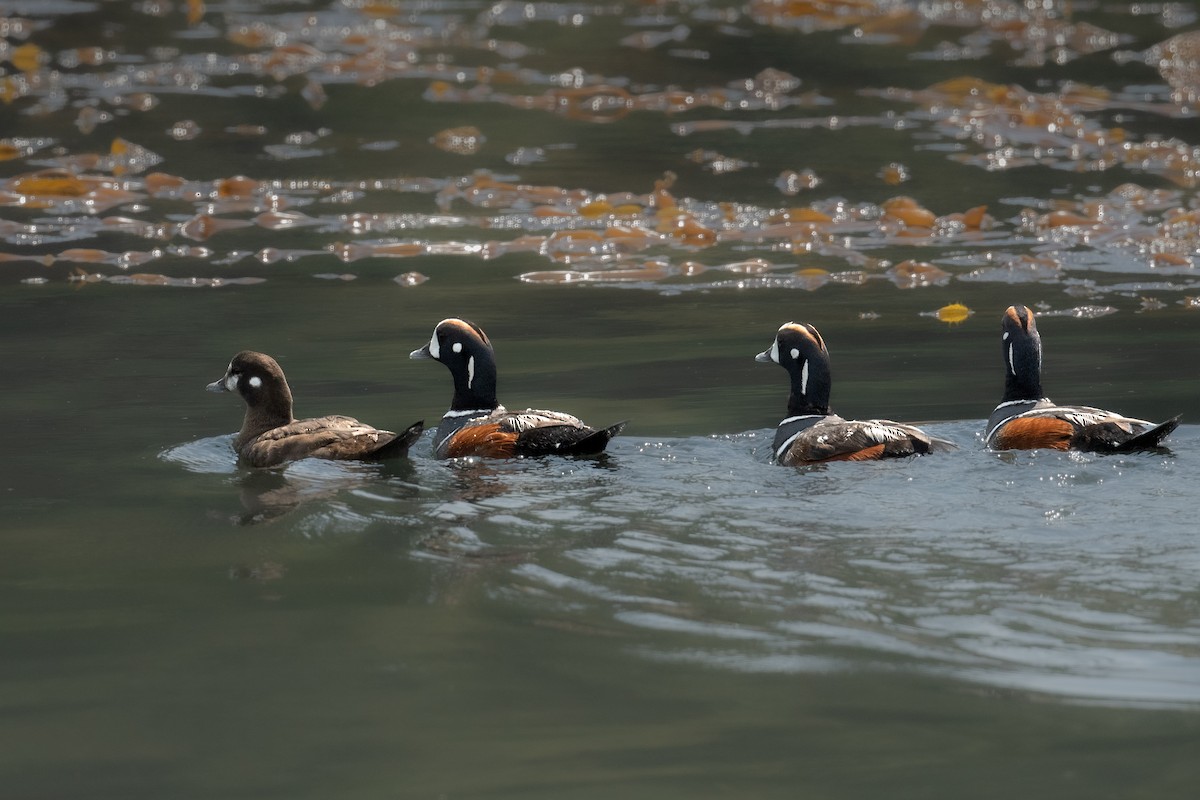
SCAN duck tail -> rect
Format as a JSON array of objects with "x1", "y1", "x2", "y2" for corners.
[
  {"x1": 561, "y1": 420, "x2": 628, "y2": 456},
  {"x1": 372, "y1": 420, "x2": 425, "y2": 459},
  {"x1": 1113, "y1": 415, "x2": 1181, "y2": 452},
  {"x1": 922, "y1": 435, "x2": 958, "y2": 454}
]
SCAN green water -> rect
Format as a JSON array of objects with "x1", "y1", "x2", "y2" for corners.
[{"x1": 3, "y1": 1, "x2": 1199, "y2": 797}]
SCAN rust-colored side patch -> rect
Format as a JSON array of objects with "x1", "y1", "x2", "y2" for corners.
[
  {"x1": 444, "y1": 423, "x2": 518, "y2": 458},
  {"x1": 992, "y1": 416, "x2": 1074, "y2": 450},
  {"x1": 821, "y1": 443, "x2": 888, "y2": 462}
]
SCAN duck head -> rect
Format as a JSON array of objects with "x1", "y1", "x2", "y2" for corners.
[
  {"x1": 410, "y1": 318, "x2": 499, "y2": 412},
  {"x1": 756, "y1": 322, "x2": 832, "y2": 416}
]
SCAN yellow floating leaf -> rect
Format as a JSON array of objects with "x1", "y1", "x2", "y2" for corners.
[
  {"x1": 11, "y1": 43, "x2": 45, "y2": 74},
  {"x1": 936, "y1": 303, "x2": 973, "y2": 324},
  {"x1": 579, "y1": 200, "x2": 613, "y2": 218}
]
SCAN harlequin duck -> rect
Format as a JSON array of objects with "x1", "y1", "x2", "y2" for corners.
[
  {"x1": 207, "y1": 350, "x2": 424, "y2": 468},
  {"x1": 410, "y1": 318, "x2": 626, "y2": 459},
  {"x1": 756, "y1": 322, "x2": 955, "y2": 465},
  {"x1": 986, "y1": 305, "x2": 1180, "y2": 451}
]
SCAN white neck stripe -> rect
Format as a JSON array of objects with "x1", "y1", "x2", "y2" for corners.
[
  {"x1": 994, "y1": 397, "x2": 1046, "y2": 410},
  {"x1": 443, "y1": 408, "x2": 492, "y2": 418},
  {"x1": 779, "y1": 414, "x2": 824, "y2": 425}
]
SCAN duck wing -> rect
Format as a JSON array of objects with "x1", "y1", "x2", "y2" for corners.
[
  {"x1": 779, "y1": 418, "x2": 954, "y2": 465},
  {"x1": 993, "y1": 405, "x2": 1179, "y2": 452},
  {"x1": 241, "y1": 416, "x2": 413, "y2": 467},
  {"x1": 442, "y1": 409, "x2": 625, "y2": 458}
]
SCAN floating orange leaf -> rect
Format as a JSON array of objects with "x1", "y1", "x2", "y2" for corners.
[
  {"x1": 9, "y1": 172, "x2": 90, "y2": 198},
  {"x1": 10, "y1": 43, "x2": 45, "y2": 73},
  {"x1": 187, "y1": 0, "x2": 206, "y2": 25}
]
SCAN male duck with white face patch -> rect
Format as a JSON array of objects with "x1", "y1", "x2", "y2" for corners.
[
  {"x1": 410, "y1": 318, "x2": 626, "y2": 459},
  {"x1": 755, "y1": 322, "x2": 955, "y2": 465},
  {"x1": 208, "y1": 350, "x2": 423, "y2": 468}
]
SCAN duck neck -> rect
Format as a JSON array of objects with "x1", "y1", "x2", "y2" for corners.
[
  {"x1": 1003, "y1": 337, "x2": 1044, "y2": 402},
  {"x1": 236, "y1": 385, "x2": 294, "y2": 447},
  {"x1": 787, "y1": 358, "x2": 831, "y2": 416},
  {"x1": 449, "y1": 351, "x2": 499, "y2": 413}
]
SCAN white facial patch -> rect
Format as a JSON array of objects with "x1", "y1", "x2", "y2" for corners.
[
  {"x1": 790, "y1": 347, "x2": 799, "y2": 360},
  {"x1": 800, "y1": 361, "x2": 809, "y2": 395},
  {"x1": 467, "y1": 355, "x2": 475, "y2": 388},
  {"x1": 249, "y1": 376, "x2": 262, "y2": 389},
  {"x1": 769, "y1": 339, "x2": 780, "y2": 363},
  {"x1": 225, "y1": 374, "x2": 239, "y2": 391},
  {"x1": 452, "y1": 341, "x2": 463, "y2": 354},
  {"x1": 428, "y1": 330, "x2": 441, "y2": 360},
  {"x1": 1002, "y1": 331, "x2": 1009, "y2": 340}
]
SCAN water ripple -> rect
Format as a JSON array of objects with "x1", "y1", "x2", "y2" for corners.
[{"x1": 402, "y1": 421, "x2": 1200, "y2": 708}]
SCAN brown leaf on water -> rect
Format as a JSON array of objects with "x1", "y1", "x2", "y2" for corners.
[
  {"x1": 187, "y1": 0, "x2": 206, "y2": 26},
  {"x1": 216, "y1": 175, "x2": 261, "y2": 199},
  {"x1": 8, "y1": 171, "x2": 89, "y2": 197},
  {"x1": 178, "y1": 214, "x2": 253, "y2": 241},
  {"x1": 145, "y1": 172, "x2": 186, "y2": 196},
  {"x1": 301, "y1": 79, "x2": 327, "y2": 110},
  {"x1": 794, "y1": 268, "x2": 830, "y2": 291},
  {"x1": 888, "y1": 260, "x2": 950, "y2": 289},
  {"x1": 432, "y1": 126, "x2": 485, "y2": 155},
  {"x1": 878, "y1": 163, "x2": 911, "y2": 185}
]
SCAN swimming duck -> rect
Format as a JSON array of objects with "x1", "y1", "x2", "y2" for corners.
[
  {"x1": 410, "y1": 318, "x2": 626, "y2": 458},
  {"x1": 756, "y1": 322, "x2": 955, "y2": 464},
  {"x1": 208, "y1": 350, "x2": 424, "y2": 468},
  {"x1": 986, "y1": 305, "x2": 1179, "y2": 451}
]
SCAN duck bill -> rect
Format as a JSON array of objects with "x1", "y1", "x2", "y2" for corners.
[
  {"x1": 206, "y1": 377, "x2": 230, "y2": 393},
  {"x1": 409, "y1": 345, "x2": 432, "y2": 360},
  {"x1": 754, "y1": 349, "x2": 773, "y2": 363}
]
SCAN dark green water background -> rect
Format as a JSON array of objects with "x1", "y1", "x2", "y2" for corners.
[{"x1": 2, "y1": 2, "x2": 1199, "y2": 798}]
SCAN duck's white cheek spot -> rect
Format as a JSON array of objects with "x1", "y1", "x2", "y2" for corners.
[
  {"x1": 249, "y1": 376, "x2": 262, "y2": 389},
  {"x1": 1002, "y1": 331, "x2": 1010, "y2": 340},
  {"x1": 467, "y1": 355, "x2": 475, "y2": 388},
  {"x1": 428, "y1": 331, "x2": 441, "y2": 360},
  {"x1": 225, "y1": 375, "x2": 239, "y2": 391},
  {"x1": 452, "y1": 342, "x2": 463, "y2": 354},
  {"x1": 790, "y1": 347, "x2": 799, "y2": 360}
]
